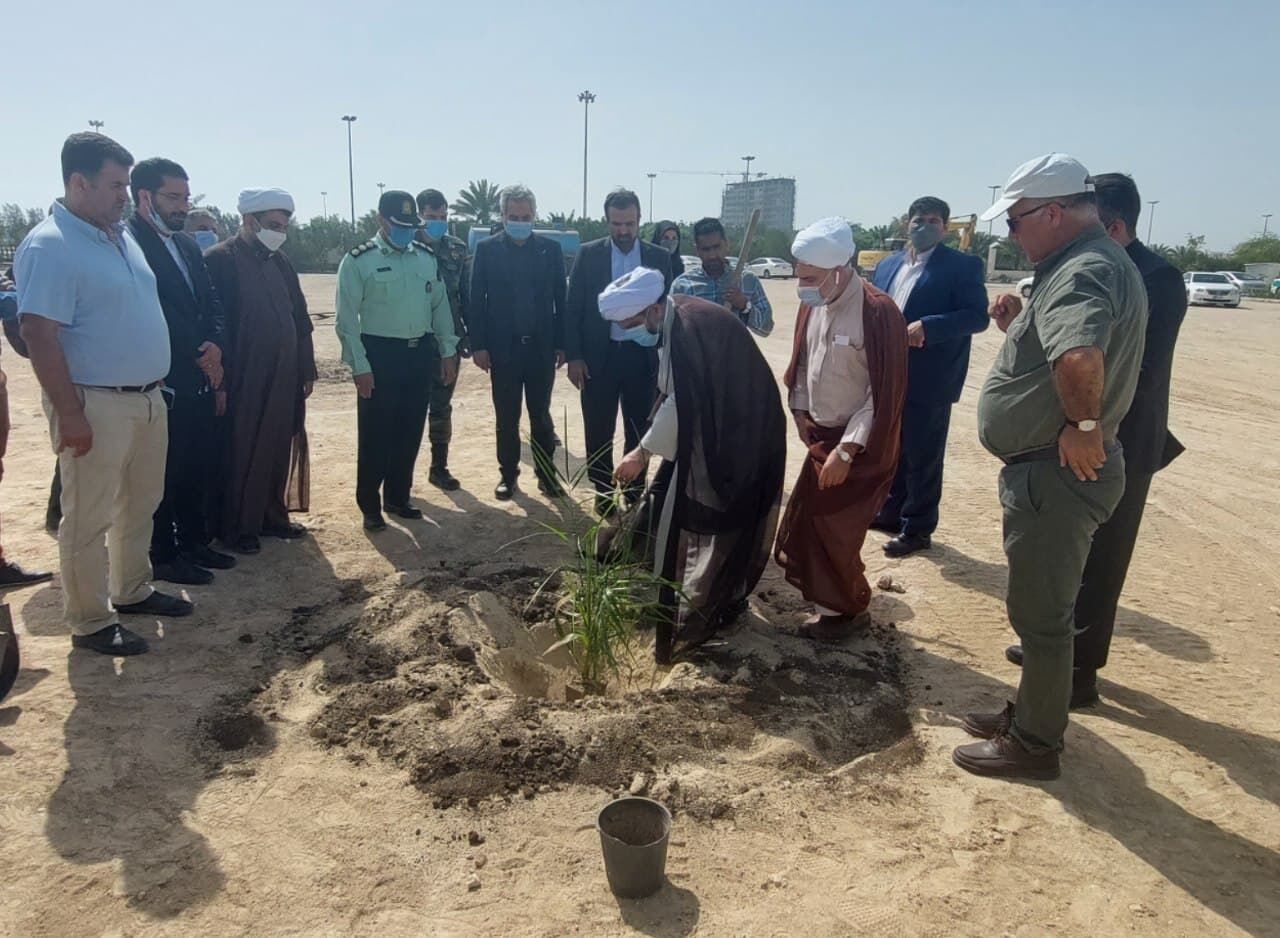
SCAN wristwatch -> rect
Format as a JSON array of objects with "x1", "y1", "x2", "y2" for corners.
[
  {"x1": 836, "y1": 447, "x2": 853, "y2": 463},
  {"x1": 1066, "y1": 418, "x2": 1099, "y2": 432}
]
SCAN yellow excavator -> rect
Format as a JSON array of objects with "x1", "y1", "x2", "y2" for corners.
[{"x1": 856, "y1": 214, "x2": 977, "y2": 277}]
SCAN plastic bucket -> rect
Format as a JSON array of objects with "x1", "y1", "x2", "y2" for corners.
[{"x1": 596, "y1": 797, "x2": 672, "y2": 899}]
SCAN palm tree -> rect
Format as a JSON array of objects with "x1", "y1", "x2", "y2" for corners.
[
  {"x1": 865, "y1": 224, "x2": 895, "y2": 249},
  {"x1": 451, "y1": 179, "x2": 501, "y2": 225},
  {"x1": 545, "y1": 211, "x2": 577, "y2": 228}
]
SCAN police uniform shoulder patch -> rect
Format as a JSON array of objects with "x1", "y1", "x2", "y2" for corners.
[
  {"x1": 416, "y1": 240, "x2": 436, "y2": 256},
  {"x1": 350, "y1": 239, "x2": 378, "y2": 258}
]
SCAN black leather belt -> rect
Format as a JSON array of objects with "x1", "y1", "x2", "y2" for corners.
[
  {"x1": 362, "y1": 333, "x2": 432, "y2": 348},
  {"x1": 86, "y1": 381, "x2": 161, "y2": 393}
]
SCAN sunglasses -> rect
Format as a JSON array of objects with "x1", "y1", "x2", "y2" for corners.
[{"x1": 1006, "y1": 202, "x2": 1059, "y2": 232}]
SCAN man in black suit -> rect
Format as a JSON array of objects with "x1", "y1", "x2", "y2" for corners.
[
  {"x1": 565, "y1": 189, "x2": 672, "y2": 514},
  {"x1": 1006, "y1": 172, "x2": 1188, "y2": 707},
  {"x1": 468, "y1": 184, "x2": 566, "y2": 500},
  {"x1": 127, "y1": 158, "x2": 235, "y2": 584}
]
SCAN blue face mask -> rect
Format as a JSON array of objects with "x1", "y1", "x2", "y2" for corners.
[
  {"x1": 387, "y1": 225, "x2": 417, "y2": 249},
  {"x1": 192, "y1": 230, "x2": 218, "y2": 251},
  {"x1": 616, "y1": 323, "x2": 660, "y2": 347},
  {"x1": 505, "y1": 220, "x2": 534, "y2": 241},
  {"x1": 424, "y1": 219, "x2": 448, "y2": 239}
]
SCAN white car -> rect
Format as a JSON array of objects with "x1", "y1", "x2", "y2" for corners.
[
  {"x1": 745, "y1": 257, "x2": 794, "y2": 279},
  {"x1": 1218, "y1": 271, "x2": 1267, "y2": 297},
  {"x1": 680, "y1": 255, "x2": 700, "y2": 272},
  {"x1": 1184, "y1": 271, "x2": 1241, "y2": 307},
  {"x1": 1017, "y1": 275, "x2": 1034, "y2": 298}
]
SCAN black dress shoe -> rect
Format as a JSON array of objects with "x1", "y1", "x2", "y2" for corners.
[
  {"x1": 1004, "y1": 646, "x2": 1101, "y2": 709},
  {"x1": 115, "y1": 590, "x2": 194, "y2": 618},
  {"x1": 262, "y1": 522, "x2": 307, "y2": 539},
  {"x1": 72, "y1": 624, "x2": 149, "y2": 656},
  {"x1": 363, "y1": 512, "x2": 387, "y2": 532},
  {"x1": 537, "y1": 476, "x2": 566, "y2": 499},
  {"x1": 228, "y1": 535, "x2": 261, "y2": 555},
  {"x1": 495, "y1": 480, "x2": 515, "y2": 501},
  {"x1": 883, "y1": 532, "x2": 931, "y2": 557},
  {"x1": 152, "y1": 557, "x2": 214, "y2": 586},
  {"x1": 0, "y1": 560, "x2": 53, "y2": 589},
  {"x1": 869, "y1": 519, "x2": 902, "y2": 535},
  {"x1": 962, "y1": 701, "x2": 1016, "y2": 739},
  {"x1": 384, "y1": 504, "x2": 424, "y2": 520},
  {"x1": 180, "y1": 543, "x2": 237, "y2": 570},
  {"x1": 428, "y1": 466, "x2": 461, "y2": 491}
]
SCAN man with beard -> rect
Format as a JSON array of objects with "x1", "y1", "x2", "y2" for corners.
[
  {"x1": 126, "y1": 157, "x2": 235, "y2": 583},
  {"x1": 671, "y1": 217, "x2": 773, "y2": 337},
  {"x1": 565, "y1": 189, "x2": 673, "y2": 514},
  {"x1": 613, "y1": 268, "x2": 786, "y2": 663},
  {"x1": 204, "y1": 188, "x2": 316, "y2": 555},
  {"x1": 774, "y1": 217, "x2": 908, "y2": 640}
]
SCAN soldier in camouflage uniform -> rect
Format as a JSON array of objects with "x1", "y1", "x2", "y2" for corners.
[{"x1": 415, "y1": 189, "x2": 470, "y2": 491}]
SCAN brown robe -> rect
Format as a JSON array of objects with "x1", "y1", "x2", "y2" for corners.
[
  {"x1": 204, "y1": 236, "x2": 317, "y2": 540},
  {"x1": 775, "y1": 280, "x2": 908, "y2": 615}
]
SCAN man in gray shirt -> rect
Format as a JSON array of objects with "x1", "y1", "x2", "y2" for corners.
[
  {"x1": 16, "y1": 133, "x2": 193, "y2": 657},
  {"x1": 953, "y1": 154, "x2": 1146, "y2": 779}
]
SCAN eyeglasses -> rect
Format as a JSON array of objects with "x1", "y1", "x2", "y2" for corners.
[{"x1": 1006, "y1": 202, "x2": 1058, "y2": 232}]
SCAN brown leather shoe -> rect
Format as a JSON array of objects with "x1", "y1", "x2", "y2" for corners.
[
  {"x1": 801, "y1": 610, "x2": 871, "y2": 642},
  {"x1": 962, "y1": 701, "x2": 1015, "y2": 739},
  {"x1": 952, "y1": 732, "x2": 1061, "y2": 780}
]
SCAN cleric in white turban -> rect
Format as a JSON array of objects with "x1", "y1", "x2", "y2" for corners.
[
  {"x1": 597, "y1": 266, "x2": 665, "y2": 344},
  {"x1": 203, "y1": 184, "x2": 316, "y2": 555},
  {"x1": 790, "y1": 216, "x2": 856, "y2": 269},
  {"x1": 236, "y1": 187, "x2": 295, "y2": 216},
  {"x1": 774, "y1": 215, "x2": 908, "y2": 643}
]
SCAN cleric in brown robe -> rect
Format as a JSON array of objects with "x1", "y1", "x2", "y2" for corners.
[
  {"x1": 775, "y1": 217, "x2": 908, "y2": 640},
  {"x1": 203, "y1": 187, "x2": 317, "y2": 555},
  {"x1": 612, "y1": 271, "x2": 787, "y2": 663}
]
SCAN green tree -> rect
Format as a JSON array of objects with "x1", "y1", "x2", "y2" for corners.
[
  {"x1": 451, "y1": 179, "x2": 501, "y2": 225},
  {"x1": 1232, "y1": 235, "x2": 1280, "y2": 265},
  {"x1": 0, "y1": 204, "x2": 46, "y2": 247}
]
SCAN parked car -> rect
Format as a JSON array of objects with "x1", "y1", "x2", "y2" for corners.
[
  {"x1": 744, "y1": 257, "x2": 794, "y2": 279},
  {"x1": 1272, "y1": 277, "x2": 1280, "y2": 297},
  {"x1": 1184, "y1": 271, "x2": 1241, "y2": 307},
  {"x1": 680, "y1": 255, "x2": 700, "y2": 272},
  {"x1": 1218, "y1": 271, "x2": 1267, "y2": 297},
  {"x1": 1017, "y1": 275, "x2": 1034, "y2": 298}
]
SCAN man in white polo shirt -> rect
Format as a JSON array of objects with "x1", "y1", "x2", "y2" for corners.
[{"x1": 16, "y1": 132, "x2": 193, "y2": 656}]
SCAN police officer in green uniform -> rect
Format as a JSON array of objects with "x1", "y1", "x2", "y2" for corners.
[
  {"x1": 415, "y1": 188, "x2": 469, "y2": 491},
  {"x1": 336, "y1": 190, "x2": 458, "y2": 531}
]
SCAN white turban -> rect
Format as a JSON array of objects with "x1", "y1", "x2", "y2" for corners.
[
  {"x1": 598, "y1": 267, "x2": 665, "y2": 322},
  {"x1": 791, "y1": 216, "x2": 855, "y2": 269},
  {"x1": 237, "y1": 187, "x2": 295, "y2": 216}
]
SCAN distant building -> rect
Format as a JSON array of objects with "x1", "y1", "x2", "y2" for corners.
[{"x1": 721, "y1": 177, "x2": 796, "y2": 232}]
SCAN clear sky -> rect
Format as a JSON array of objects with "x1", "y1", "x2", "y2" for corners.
[{"x1": 6, "y1": 0, "x2": 1277, "y2": 250}]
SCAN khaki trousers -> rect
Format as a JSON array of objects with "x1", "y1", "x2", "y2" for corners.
[{"x1": 44, "y1": 387, "x2": 167, "y2": 636}]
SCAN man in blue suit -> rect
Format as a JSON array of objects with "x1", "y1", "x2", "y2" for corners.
[{"x1": 871, "y1": 196, "x2": 988, "y2": 556}]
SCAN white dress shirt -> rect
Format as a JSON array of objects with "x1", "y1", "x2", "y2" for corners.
[
  {"x1": 608, "y1": 238, "x2": 643, "y2": 339},
  {"x1": 788, "y1": 276, "x2": 875, "y2": 450},
  {"x1": 888, "y1": 246, "x2": 934, "y2": 312}
]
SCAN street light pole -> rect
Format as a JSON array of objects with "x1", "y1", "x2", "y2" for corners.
[
  {"x1": 1147, "y1": 200, "x2": 1159, "y2": 243},
  {"x1": 741, "y1": 155, "x2": 755, "y2": 183},
  {"x1": 578, "y1": 91, "x2": 596, "y2": 218},
  {"x1": 341, "y1": 115, "x2": 358, "y2": 230},
  {"x1": 88, "y1": 119, "x2": 104, "y2": 132},
  {"x1": 987, "y1": 185, "x2": 1000, "y2": 234},
  {"x1": 1264, "y1": 213, "x2": 1273, "y2": 237},
  {"x1": 321, "y1": 191, "x2": 328, "y2": 217},
  {"x1": 646, "y1": 173, "x2": 657, "y2": 219},
  {"x1": 377, "y1": 182, "x2": 385, "y2": 198}
]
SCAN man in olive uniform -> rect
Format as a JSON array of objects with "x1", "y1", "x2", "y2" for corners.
[
  {"x1": 415, "y1": 188, "x2": 469, "y2": 491},
  {"x1": 336, "y1": 190, "x2": 458, "y2": 532}
]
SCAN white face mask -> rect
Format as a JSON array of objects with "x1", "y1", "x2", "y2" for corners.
[
  {"x1": 256, "y1": 227, "x2": 287, "y2": 253},
  {"x1": 796, "y1": 268, "x2": 835, "y2": 307}
]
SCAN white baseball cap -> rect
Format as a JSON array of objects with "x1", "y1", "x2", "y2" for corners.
[{"x1": 979, "y1": 153, "x2": 1094, "y2": 222}]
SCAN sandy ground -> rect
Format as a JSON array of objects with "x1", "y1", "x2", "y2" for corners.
[{"x1": 1, "y1": 276, "x2": 1278, "y2": 938}]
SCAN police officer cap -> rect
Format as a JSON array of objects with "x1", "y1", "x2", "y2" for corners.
[{"x1": 378, "y1": 190, "x2": 423, "y2": 228}]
